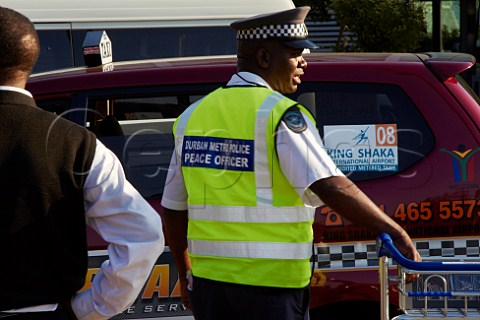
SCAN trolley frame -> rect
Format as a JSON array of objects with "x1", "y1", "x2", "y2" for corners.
[{"x1": 377, "y1": 233, "x2": 480, "y2": 320}]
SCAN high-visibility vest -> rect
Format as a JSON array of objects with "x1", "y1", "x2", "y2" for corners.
[{"x1": 174, "y1": 86, "x2": 316, "y2": 288}]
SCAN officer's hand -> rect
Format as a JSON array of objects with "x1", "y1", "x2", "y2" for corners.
[{"x1": 392, "y1": 235, "x2": 422, "y2": 283}]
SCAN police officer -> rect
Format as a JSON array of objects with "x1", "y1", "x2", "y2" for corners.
[
  {"x1": 161, "y1": 6, "x2": 420, "y2": 320},
  {"x1": 0, "y1": 7, "x2": 164, "y2": 319}
]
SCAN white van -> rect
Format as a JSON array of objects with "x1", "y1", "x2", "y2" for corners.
[{"x1": 3, "y1": 0, "x2": 296, "y2": 73}]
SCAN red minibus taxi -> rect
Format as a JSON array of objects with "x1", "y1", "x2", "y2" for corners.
[{"x1": 27, "y1": 52, "x2": 480, "y2": 319}]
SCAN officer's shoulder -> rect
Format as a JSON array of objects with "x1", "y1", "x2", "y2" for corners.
[{"x1": 281, "y1": 106, "x2": 307, "y2": 133}]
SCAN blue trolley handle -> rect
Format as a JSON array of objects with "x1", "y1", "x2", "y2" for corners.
[{"x1": 376, "y1": 233, "x2": 480, "y2": 272}]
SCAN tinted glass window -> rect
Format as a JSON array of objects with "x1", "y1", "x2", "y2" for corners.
[
  {"x1": 36, "y1": 98, "x2": 71, "y2": 115},
  {"x1": 290, "y1": 83, "x2": 435, "y2": 181},
  {"x1": 35, "y1": 84, "x2": 219, "y2": 199},
  {"x1": 86, "y1": 92, "x2": 205, "y2": 199},
  {"x1": 35, "y1": 30, "x2": 74, "y2": 73},
  {"x1": 72, "y1": 27, "x2": 236, "y2": 66}
]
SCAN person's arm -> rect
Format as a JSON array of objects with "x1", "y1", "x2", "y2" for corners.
[
  {"x1": 309, "y1": 175, "x2": 421, "y2": 266},
  {"x1": 161, "y1": 208, "x2": 192, "y2": 308},
  {"x1": 71, "y1": 140, "x2": 165, "y2": 320},
  {"x1": 160, "y1": 145, "x2": 192, "y2": 307},
  {"x1": 309, "y1": 175, "x2": 406, "y2": 237},
  {"x1": 276, "y1": 109, "x2": 420, "y2": 268}
]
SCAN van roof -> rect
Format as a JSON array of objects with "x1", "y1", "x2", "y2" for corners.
[{"x1": 2, "y1": 0, "x2": 296, "y2": 25}]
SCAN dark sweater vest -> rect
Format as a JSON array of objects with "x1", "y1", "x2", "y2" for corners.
[{"x1": 0, "y1": 91, "x2": 96, "y2": 309}]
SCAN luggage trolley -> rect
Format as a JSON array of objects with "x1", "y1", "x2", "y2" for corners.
[{"x1": 377, "y1": 233, "x2": 480, "y2": 320}]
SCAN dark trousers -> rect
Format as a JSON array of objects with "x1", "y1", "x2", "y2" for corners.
[{"x1": 188, "y1": 276, "x2": 310, "y2": 320}]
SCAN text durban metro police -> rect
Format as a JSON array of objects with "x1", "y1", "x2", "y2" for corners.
[{"x1": 182, "y1": 136, "x2": 254, "y2": 171}]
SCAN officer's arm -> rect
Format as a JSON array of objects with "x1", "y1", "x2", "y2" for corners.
[
  {"x1": 309, "y1": 176, "x2": 420, "y2": 265},
  {"x1": 161, "y1": 207, "x2": 192, "y2": 307}
]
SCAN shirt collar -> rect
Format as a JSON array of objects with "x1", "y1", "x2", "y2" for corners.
[
  {"x1": 0, "y1": 86, "x2": 33, "y2": 98},
  {"x1": 227, "y1": 72, "x2": 272, "y2": 89}
]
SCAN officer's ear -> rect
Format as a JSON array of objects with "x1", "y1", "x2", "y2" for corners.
[{"x1": 256, "y1": 48, "x2": 270, "y2": 69}]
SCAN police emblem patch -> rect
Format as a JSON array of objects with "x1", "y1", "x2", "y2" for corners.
[{"x1": 282, "y1": 108, "x2": 307, "y2": 133}]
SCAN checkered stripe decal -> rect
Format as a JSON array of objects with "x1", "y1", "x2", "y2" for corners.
[
  {"x1": 416, "y1": 238, "x2": 480, "y2": 258},
  {"x1": 237, "y1": 23, "x2": 308, "y2": 40},
  {"x1": 313, "y1": 238, "x2": 480, "y2": 270}
]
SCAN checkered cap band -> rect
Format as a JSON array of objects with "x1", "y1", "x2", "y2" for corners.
[{"x1": 237, "y1": 23, "x2": 308, "y2": 40}]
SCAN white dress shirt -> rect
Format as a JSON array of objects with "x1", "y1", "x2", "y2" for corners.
[
  {"x1": 73, "y1": 140, "x2": 164, "y2": 320},
  {"x1": 161, "y1": 72, "x2": 343, "y2": 210}
]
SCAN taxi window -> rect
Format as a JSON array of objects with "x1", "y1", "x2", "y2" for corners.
[
  {"x1": 33, "y1": 27, "x2": 236, "y2": 72},
  {"x1": 86, "y1": 93, "x2": 202, "y2": 199},
  {"x1": 34, "y1": 30, "x2": 74, "y2": 73},
  {"x1": 36, "y1": 97, "x2": 70, "y2": 116},
  {"x1": 292, "y1": 83, "x2": 435, "y2": 181},
  {"x1": 72, "y1": 27, "x2": 236, "y2": 65}
]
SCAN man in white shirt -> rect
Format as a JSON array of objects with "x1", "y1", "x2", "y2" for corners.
[{"x1": 0, "y1": 6, "x2": 164, "y2": 319}]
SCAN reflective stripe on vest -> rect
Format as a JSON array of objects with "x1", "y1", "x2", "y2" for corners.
[
  {"x1": 188, "y1": 205, "x2": 313, "y2": 223},
  {"x1": 174, "y1": 97, "x2": 204, "y2": 156},
  {"x1": 188, "y1": 239, "x2": 312, "y2": 259},
  {"x1": 254, "y1": 91, "x2": 284, "y2": 206}
]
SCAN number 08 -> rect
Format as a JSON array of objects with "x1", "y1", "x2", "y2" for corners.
[{"x1": 376, "y1": 125, "x2": 397, "y2": 146}]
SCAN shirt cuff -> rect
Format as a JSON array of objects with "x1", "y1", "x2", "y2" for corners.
[
  {"x1": 72, "y1": 289, "x2": 108, "y2": 320},
  {"x1": 160, "y1": 197, "x2": 188, "y2": 211},
  {"x1": 302, "y1": 187, "x2": 324, "y2": 208}
]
